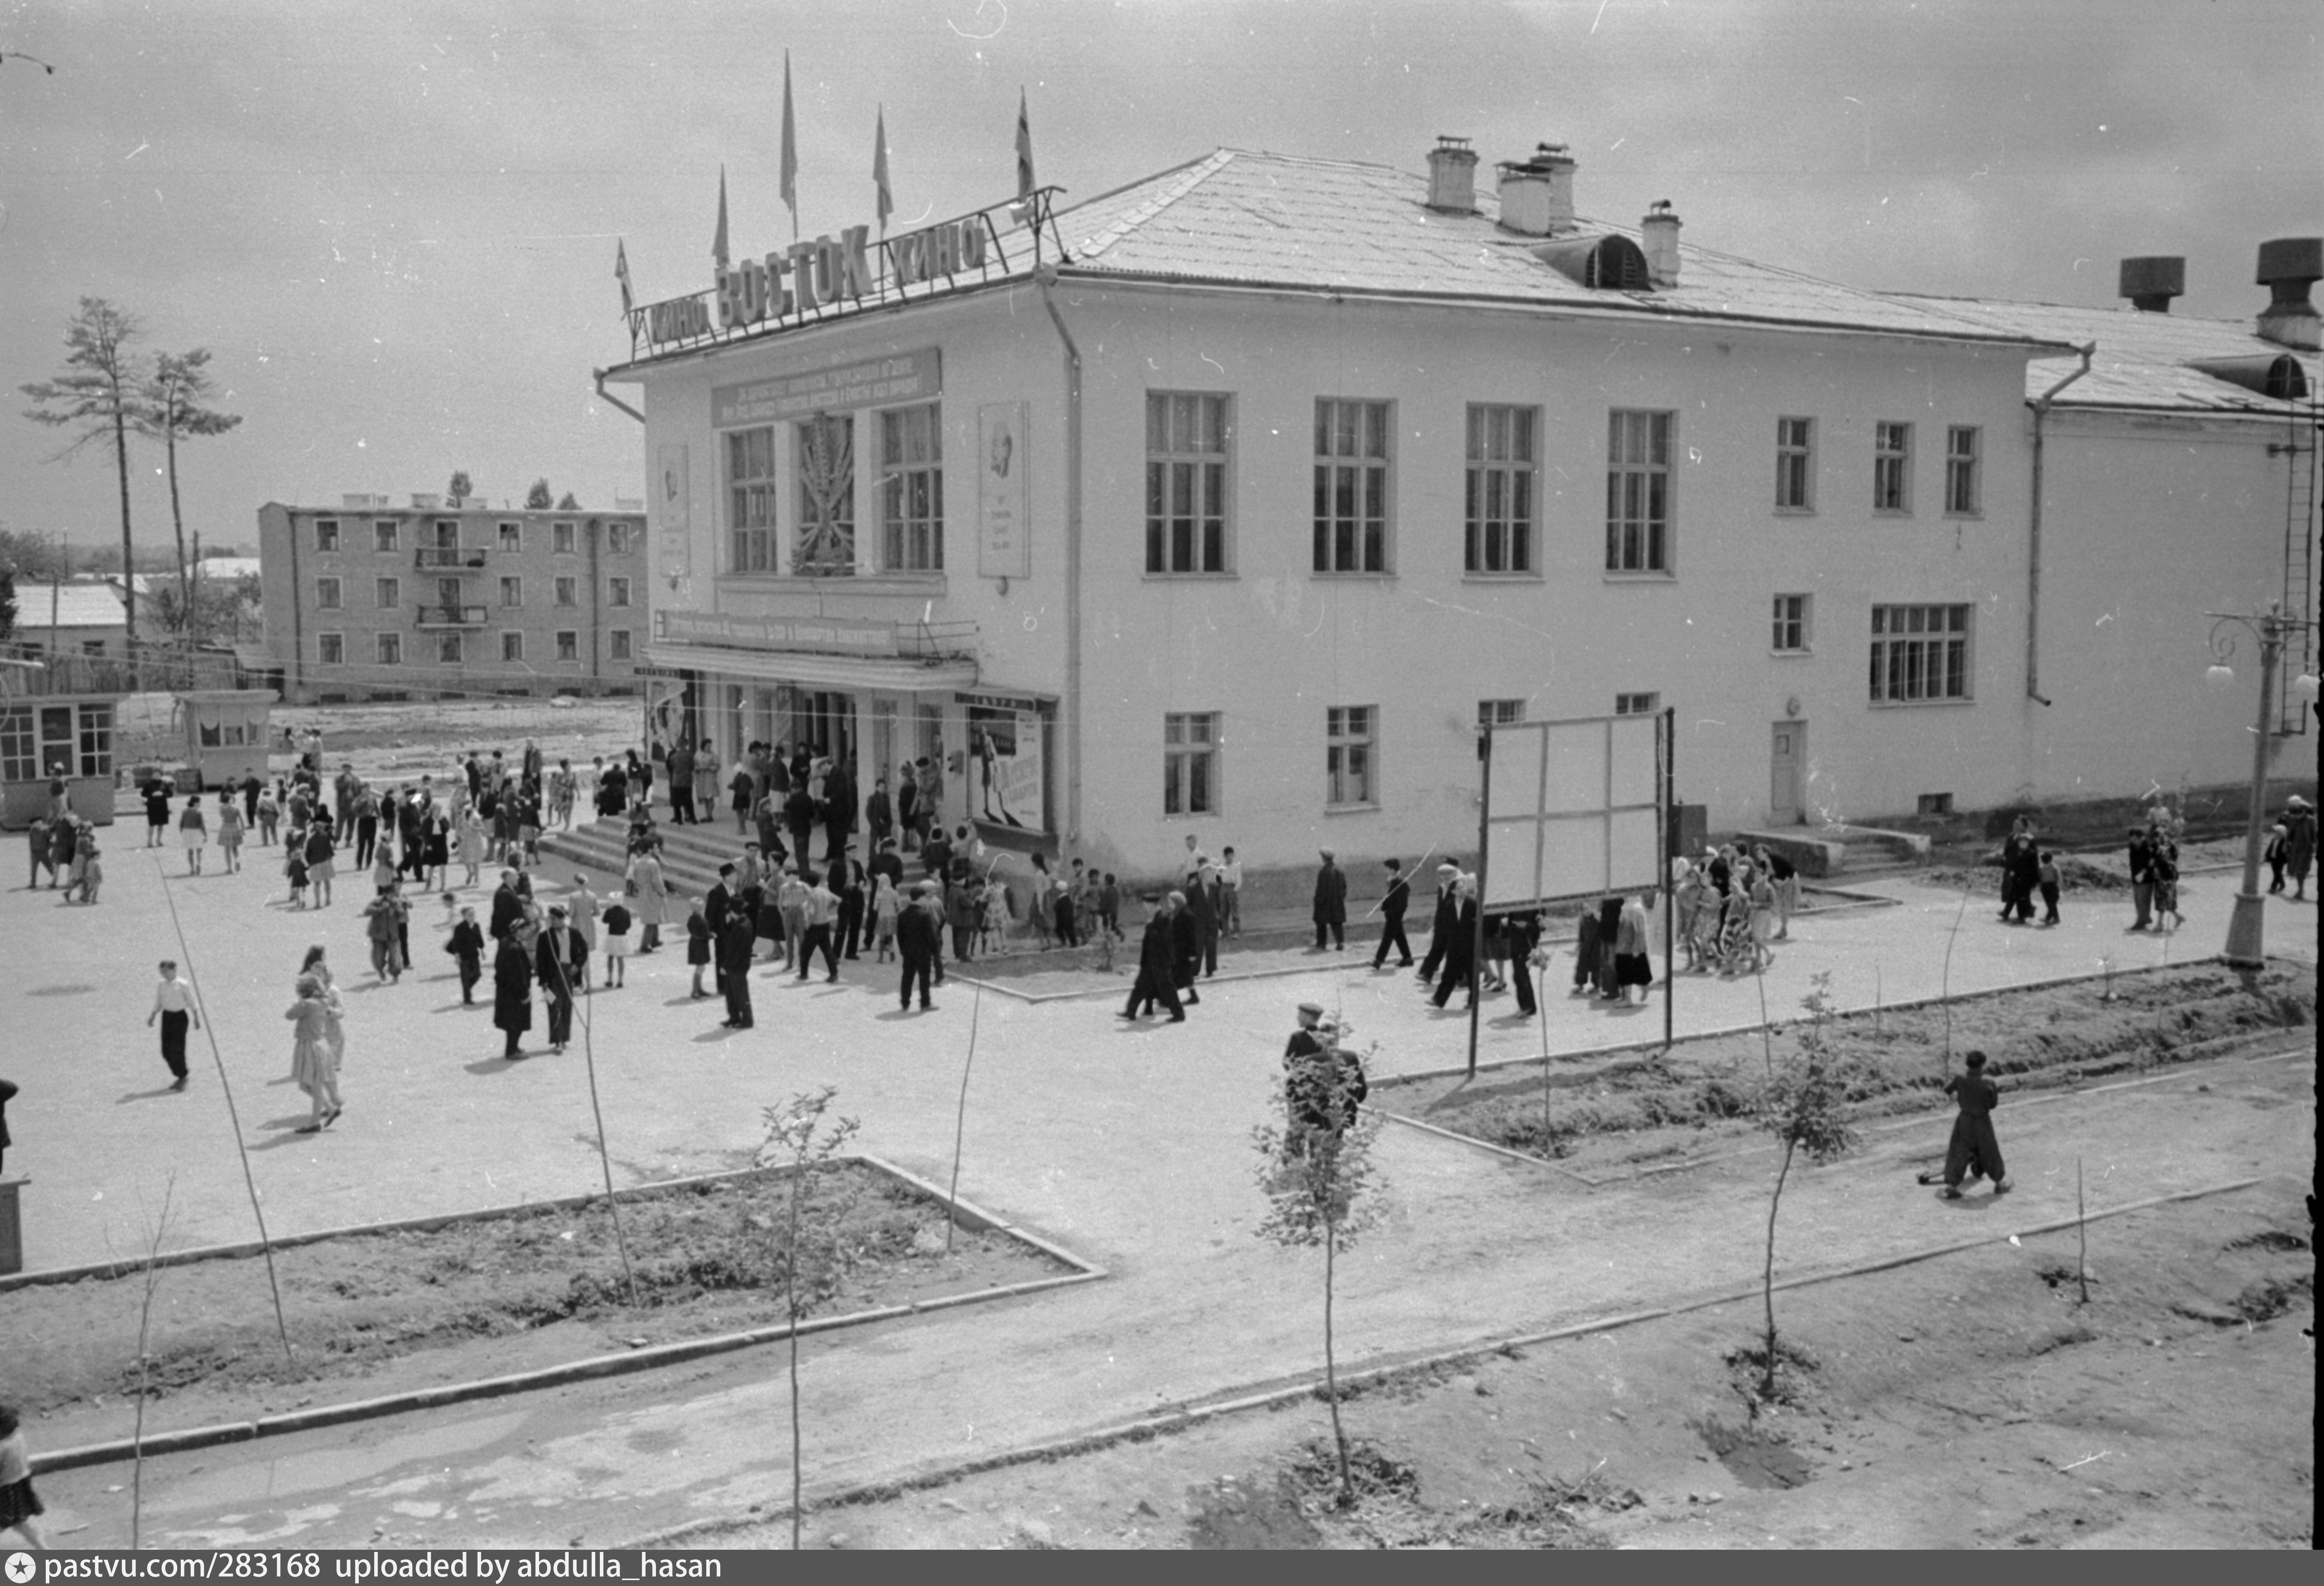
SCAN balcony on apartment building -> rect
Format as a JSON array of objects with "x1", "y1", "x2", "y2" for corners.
[
  {"x1": 414, "y1": 547, "x2": 490, "y2": 571},
  {"x1": 412, "y1": 604, "x2": 491, "y2": 629}
]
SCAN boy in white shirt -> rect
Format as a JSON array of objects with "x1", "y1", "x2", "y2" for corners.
[
  {"x1": 1219, "y1": 846, "x2": 1245, "y2": 938},
  {"x1": 146, "y1": 961, "x2": 201, "y2": 1092}
]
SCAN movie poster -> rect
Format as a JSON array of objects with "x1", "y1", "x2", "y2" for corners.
[{"x1": 959, "y1": 693, "x2": 1047, "y2": 834}]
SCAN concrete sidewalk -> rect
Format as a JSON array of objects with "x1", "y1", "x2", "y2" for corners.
[{"x1": 2, "y1": 843, "x2": 2312, "y2": 1547}]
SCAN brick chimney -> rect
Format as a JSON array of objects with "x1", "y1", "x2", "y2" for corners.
[
  {"x1": 1425, "y1": 136, "x2": 1478, "y2": 215},
  {"x1": 2117, "y1": 256, "x2": 2184, "y2": 313},
  {"x1": 2255, "y1": 237, "x2": 2321, "y2": 351},
  {"x1": 1640, "y1": 201, "x2": 1682, "y2": 288},
  {"x1": 1495, "y1": 143, "x2": 1577, "y2": 238}
]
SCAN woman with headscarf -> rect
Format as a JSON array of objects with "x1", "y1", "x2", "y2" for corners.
[
  {"x1": 286, "y1": 974, "x2": 340, "y2": 1133},
  {"x1": 1613, "y1": 893, "x2": 1655, "y2": 1006},
  {"x1": 493, "y1": 930, "x2": 535, "y2": 1059}
]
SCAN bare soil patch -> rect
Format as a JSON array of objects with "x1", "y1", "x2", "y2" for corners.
[
  {"x1": 1375, "y1": 961, "x2": 2312, "y2": 1176},
  {"x1": 8, "y1": 1164, "x2": 1072, "y2": 1447}
]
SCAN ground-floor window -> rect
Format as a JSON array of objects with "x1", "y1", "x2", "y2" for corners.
[
  {"x1": 556, "y1": 631, "x2": 579, "y2": 663},
  {"x1": 1870, "y1": 604, "x2": 1972, "y2": 702},
  {"x1": 376, "y1": 633, "x2": 401, "y2": 666},
  {"x1": 1326, "y1": 705, "x2": 1375, "y2": 807},
  {"x1": 1164, "y1": 711, "x2": 1218, "y2": 816},
  {"x1": 610, "y1": 630, "x2": 633, "y2": 661},
  {"x1": 436, "y1": 633, "x2": 463, "y2": 665},
  {"x1": 318, "y1": 633, "x2": 345, "y2": 665}
]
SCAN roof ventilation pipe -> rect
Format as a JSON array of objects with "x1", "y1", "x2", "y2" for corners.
[
  {"x1": 2118, "y1": 255, "x2": 2184, "y2": 312},
  {"x1": 1424, "y1": 135, "x2": 1478, "y2": 214},
  {"x1": 1640, "y1": 200, "x2": 1682, "y2": 288},
  {"x1": 2255, "y1": 237, "x2": 2322, "y2": 352},
  {"x1": 1495, "y1": 143, "x2": 1577, "y2": 238}
]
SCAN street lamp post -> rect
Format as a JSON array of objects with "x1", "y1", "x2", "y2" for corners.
[{"x1": 2204, "y1": 601, "x2": 2320, "y2": 967}]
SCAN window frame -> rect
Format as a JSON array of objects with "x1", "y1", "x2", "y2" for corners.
[
  {"x1": 1477, "y1": 698, "x2": 1526, "y2": 728},
  {"x1": 608, "y1": 522, "x2": 632, "y2": 555},
  {"x1": 375, "y1": 632, "x2": 402, "y2": 667},
  {"x1": 372, "y1": 521, "x2": 398, "y2": 553},
  {"x1": 1772, "y1": 593, "x2": 1813, "y2": 654},
  {"x1": 1465, "y1": 404, "x2": 1538, "y2": 576},
  {"x1": 1605, "y1": 409, "x2": 1675, "y2": 575},
  {"x1": 1325, "y1": 705, "x2": 1377, "y2": 809},
  {"x1": 1312, "y1": 398, "x2": 1393, "y2": 576},
  {"x1": 609, "y1": 629, "x2": 634, "y2": 662},
  {"x1": 726, "y1": 425, "x2": 779, "y2": 573},
  {"x1": 1944, "y1": 425, "x2": 1982, "y2": 517},
  {"x1": 1775, "y1": 416, "x2": 1815, "y2": 513},
  {"x1": 315, "y1": 576, "x2": 342, "y2": 611},
  {"x1": 497, "y1": 522, "x2": 522, "y2": 553},
  {"x1": 500, "y1": 576, "x2": 525, "y2": 609},
  {"x1": 793, "y1": 412, "x2": 858, "y2": 576},
  {"x1": 374, "y1": 576, "x2": 400, "y2": 610},
  {"x1": 1614, "y1": 691, "x2": 1662, "y2": 717},
  {"x1": 317, "y1": 633, "x2": 345, "y2": 666},
  {"x1": 434, "y1": 631, "x2": 463, "y2": 665},
  {"x1": 1874, "y1": 421, "x2": 1913, "y2": 515},
  {"x1": 1144, "y1": 392, "x2": 1233, "y2": 576},
  {"x1": 555, "y1": 630, "x2": 579, "y2": 663},
  {"x1": 551, "y1": 521, "x2": 577, "y2": 555},
  {"x1": 313, "y1": 518, "x2": 340, "y2": 552},
  {"x1": 878, "y1": 402, "x2": 945, "y2": 573},
  {"x1": 1162, "y1": 711, "x2": 1220, "y2": 816},
  {"x1": 552, "y1": 575, "x2": 577, "y2": 609},
  {"x1": 1869, "y1": 603, "x2": 1974, "y2": 705},
  {"x1": 608, "y1": 575, "x2": 632, "y2": 609},
  {"x1": 501, "y1": 631, "x2": 525, "y2": 664}
]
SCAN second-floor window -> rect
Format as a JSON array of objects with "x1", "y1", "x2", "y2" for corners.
[
  {"x1": 1946, "y1": 426, "x2": 1981, "y2": 515},
  {"x1": 1875, "y1": 422, "x2": 1912, "y2": 513},
  {"x1": 609, "y1": 630, "x2": 633, "y2": 661},
  {"x1": 795, "y1": 414, "x2": 857, "y2": 575},
  {"x1": 554, "y1": 576, "x2": 577, "y2": 608},
  {"x1": 1314, "y1": 398, "x2": 1390, "y2": 574},
  {"x1": 500, "y1": 576, "x2": 523, "y2": 609},
  {"x1": 607, "y1": 576, "x2": 631, "y2": 608},
  {"x1": 1773, "y1": 594, "x2": 1811, "y2": 652},
  {"x1": 727, "y1": 426, "x2": 777, "y2": 573},
  {"x1": 608, "y1": 522, "x2": 632, "y2": 554},
  {"x1": 375, "y1": 576, "x2": 400, "y2": 609},
  {"x1": 1776, "y1": 417, "x2": 1814, "y2": 511},
  {"x1": 1606, "y1": 410, "x2": 1673, "y2": 573},
  {"x1": 315, "y1": 577, "x2": 342, "y2": 610},
  {"x1": 1146, "y1": 393, "x2": 1229, "y2": 574},
  {"x1": 1465, "y1": 404, "x2": 1535, "y2": 574},
  {"x1": 878, "y1": 403, "x2": 945, "y2": 572}
]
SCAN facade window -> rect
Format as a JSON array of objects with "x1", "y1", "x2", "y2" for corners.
[
  {"x1": 501, "y1": 576, "x2": 524, "y2": 609},
  {"x1": 495, "y1": 632, "x2": 520, "y2": 663},
  {"x1": 77, "y1": 703, "x2": 111, "y2": 777},
  {"x1": 376, "y1": 632, "x2": 401, "y2": 666},
  {"x1": 552, "y1": 521, "x2": 576, "y2": 554},
  {"x1": 1614, "y1": 691, "x2": 1661, "y2": 716},
  {"x1": 726, "y1": 426, "x2": 778, "y2": 572},
  {"x1": 1465, "y1": 405, "x2": 1535, "y2": 574},
  {"x1": 435, "y1": 632, "x2": 463, "y2": 665},
  {"x1": 1874, "y1": 422, "x2": 1912, "y2": 513},
  {"x1": 609, "y1": 522, "x2": 632, "y2": 554},
  {"x1": 1313, "y1": 398, "x2": 1391, "y2": 574},
  {"x1": 1145, "y1": 393, "x2": 1230, "y2": 574},
  {"x1": 0, "y1": 707, "x2": 30, "y2": 783},
  {"x1": 1606, "y1": 410, "x2": 1673, "y2": 573},
  {"x1": 1775, "y1": 417, "x2": 1814, "y2": 512},
  {"x1": 1162, "y1": 711, "x2": 1218, "y2": 816},
  {"x1": 1945, "y1": 426, "x2": 1981, "y2": 516},
  {"x1": 795, "y1": 414, "x2": 857, "y2": 575},
  {"x1": 553, "y1": 576, "x2": 577, "y2": 608},
  {"x1": 432, "y1": 519, "x2": 459, "y2": 549},
  {"x1": 317, "y1": 633, "x2": 345, "y2": 666},
  {"x1": 1772, "y1": 594, "x2": 1812, "y2": 653},
  {"x1": 1871, "y1": 604, "x2": 1972, "y2": 702},
  {"x1": 373, "y1": 521, "x2": 398, "y2": 553},
  {"x1": 1478, "y1": 698, "x2": 1526, "y2": 728},
  {"x1": 878, "y1": 403, "x2": 945, "y2": 571},
  {"x1": 1325, "y1": 706, "x2": 1376, "y2": 807},
  {"x1": 315, "y1": 576, "x2": 342, "y2": 610},
  {"x1": 555, "y1": 630, "x2": 579, "y2": 662},
  {"x1": 609, "y1": 630, "x2": 633, "y2": 662},
  {"x1": 374, "y1": 576, "x2": 400, "y2": 609},
  {"x1": 608, "y1": 575, "x2": 632, "y2": 608},
  {"x1": 498, "y1": 522, "x2": 521, "y2": 552},
  {"x1": 314, "y1": 518, "x2": 340, "y2": 552}
]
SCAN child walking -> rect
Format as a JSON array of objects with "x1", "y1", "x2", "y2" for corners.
[
  {"x1": 0, "y1": 1401, "x2": 53, "y2": 1549},
  {"x1": 179, "y1": 793, "x2": 209, "y2": 874},
  {"x1": 686, "y1": 901, "x2": 712, "y2": 997},
  {"x1": 2037, "y1": 851, "x2": 2062, "y2": 925},
  {"x1": 601, "y1": 894, "x2": 633, "y2": 988},
  {"x1": 871, "y1": 872, "x2": 900, "y2": 962}
]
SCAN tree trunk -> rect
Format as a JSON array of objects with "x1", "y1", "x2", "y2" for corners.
[
  {"x1": 111, "y1": 392, "x2": 135, "y2": 648},
  {"x1": 167, "y1": 414, "x2": 191, "y2": 629},
  {"x1": 1763, "y1": 1136, "x2": 1795, "y2": 1399},
  {"x1": 1325, "y1": 1214, "x2": 1351, "y2": 1506}
]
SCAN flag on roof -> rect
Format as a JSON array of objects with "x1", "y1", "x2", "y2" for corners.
[
  {"x1": 712, "y1": 167, "x2": 730, "y2": 269},
  {"x1": 1014, "y1": 88, "x2": 1035, "y2": 203},
  {"x1": 873, "y1": 105, "x2": 892, "y2": 233},
  {"x1": 780, "y1": 50, "x2": 800, "y2": 238},
  {"x1": 615, "y1": 238, "x2": 634, "y2": 316}
]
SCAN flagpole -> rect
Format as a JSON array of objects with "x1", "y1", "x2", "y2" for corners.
[{"x1": 781, "y1": 49, "x2": 800, "y2": 245}]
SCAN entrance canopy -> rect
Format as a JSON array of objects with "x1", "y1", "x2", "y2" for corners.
[{"x1": 641, "y1": 640, "x2": 977, "y2": 693}]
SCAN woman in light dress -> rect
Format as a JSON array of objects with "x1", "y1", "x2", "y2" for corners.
[
  {"x1": 179, "y1": 794, "x2": 209, "y2": 875},
  {"x1": 215, "y1": 798, "x2": 245, "y2": 873},
  {"x1": 286, "y1": 974, "x2": 341, "y2": 1133}
]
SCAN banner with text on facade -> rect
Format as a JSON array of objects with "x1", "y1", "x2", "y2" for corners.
[
  {"x1": 1482, "y1": 713, "x2": 1664, "y2": 908},
  {"x1": 976, "y1": 401, "x2": 1031, "y2": 580},
  {"x1": 956, "y1": 690, "x2": 1049, "y2": 836},
  {"x1": 712, "y1": 348, "x2": 941, "y2": 428}
]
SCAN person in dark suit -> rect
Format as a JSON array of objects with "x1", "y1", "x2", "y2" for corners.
[
  {"x1": 1183, "y1": 864, "x2": 1220, "y2": 975},
  {"x1": 492, "y1": 934, "x2": 534, "y2": 1059},
  {"x1": 1311, "y1": 849, "x2": 1348, "y2": 950},
  {"x1": 718, "y1": 896, "x2": 759, "y2": 1029},
  {"x1": 822, "y1": 761, "x2": 855, "y2": 866},
  {"x1": 1169, "y1": 889, "x2": 1203, "y2": 1007},
  {"x1": 1501, "y1": 907, "x2": 1544, "y2": 1016},
  {"x1": 488, "y1": 870, "x2": 524, "y2": 943},
  {"x1": 1372, "y1": 858, "x2": 1414, "y2": 969},
  {"x1": 1417, "y1": 862, "x2": 1460, "y2": 982},
  {"x1": 1119, "y1": 895, "x2": 1186, "y2": 1021},
  {"x1": 1431, "y1": 875, "x2": 1480, "y2": 1010},
  {"x1": 895, "y1": 881, "x2": 940, "y2": 1011},
  {"x1": 446, "y1": 906, "x2": 487, "y2": 1005},
  {"x1": 1935, "y1": 1050, "x2": 2010, "y2": 1198}
]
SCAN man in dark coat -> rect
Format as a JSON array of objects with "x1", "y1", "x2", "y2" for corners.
[
  {"x1": 447, "y1": 906, "x2": 486, "y2": 1004},
  {"x1": 1169, "y1": 889, "x2": 1204, "y2": 1007},
  {"x1": 784, "y1": 782, "x2": 818, "y2": 867},
  {"x1": 2126, "y1": 825, "x2": 2157, "y2": 930},
  {"x1": 488, "y1": 870, "x2": 525, "y2": 943},
  {"x1": 1283, "y1": 1002, "x2": 1368, "y2": 1143},
  {"x1": 1417, "y1": 862, "x2": 1460, "y2": 982},
  {"x1": 666, "y1": 740, "x2": 697, "y2": 824},
  {"x1": 535, "y1": 906, "x2": 587, "y2": 1053},
  {"x1": 1184, "y1": 865, "x2": 1220, "y2": 976},
  {"x1": 865, "y1": 778, "x2": 894, "y2": 852},
  {"x1": 492, "y1": 934, "x2": 534, "y2": 1059},
  {"x1": 1501, "y1": 907, "x2": 1544, "y2": 1016},
  {"x1": 1431, "y1": 877, "x2": 1480, "y2": 1010},
  {"x1": 895, "y1": 881, "x2": 940, "y2": 1011},
  {"x1": 1312, "y1": 849, "x2": 1348, "y2": 950},
  {"x1": 921, "y1": 829, "x2": 953, "y2": 889},
  {"x1": 1372, "y1": 857, "x2": 1414, "y2": 969},
  {"x1": 869, "y1": 838, "x2": 906, "y2": 894},
  {"x1": 1933, "y1": 1050, "x2": 2010, "y2": 1198},
  {"x1": 822, "y1": 761, "x2": 856, "y2": 866},
  {"x1": 718, "y1": 895, "x2": 759, "y2": 1029},
  {"x1": 1119, "y1": 895, "x2": 1186, "y2": 1022}
]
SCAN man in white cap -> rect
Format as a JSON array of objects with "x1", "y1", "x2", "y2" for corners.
[{"x1": 1282, "y1": 1000, "x2": 1366, "y2": 1146}]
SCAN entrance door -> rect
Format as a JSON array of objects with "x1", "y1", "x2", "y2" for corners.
[
  {"x1": 1770, "y1": 721, "x2": 1805, "y2": 826},
  {"x1": 789, "y1": 691, "x2": 855, "y2": 765}
]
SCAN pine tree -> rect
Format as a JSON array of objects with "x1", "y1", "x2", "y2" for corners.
[
  {"x1": 21, "y1": 298, "x2": 147, "y2": 644},
  {"x1": 137, "y1": 349, "x2": 243, "y2": 627}
]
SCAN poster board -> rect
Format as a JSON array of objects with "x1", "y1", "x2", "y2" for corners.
[
  {"x1": 956, "y1": 690, "x2": 1048, "y2": 834},
  {"x1": 976, "y1": 401, "x2": 1031, "y2": 580},
  {"x1": 1482, "y1": 713, "x2": 1663, "y2": 908}
]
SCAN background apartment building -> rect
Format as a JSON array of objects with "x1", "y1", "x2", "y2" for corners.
[{"x1": 256, "y1": 494, "x2": 648, "y2": 703}]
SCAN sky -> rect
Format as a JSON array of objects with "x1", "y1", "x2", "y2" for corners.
[{"x1": 3, "y1": 0, "x2": 2317, "y2": 557}]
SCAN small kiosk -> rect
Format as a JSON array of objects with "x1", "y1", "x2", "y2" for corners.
[
  {"x1": 0, "y1": 655, "x2": 122, "y2": 829},
  {"x1": 177, "y1": 689, "x2": 279, "y2": 793}
]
